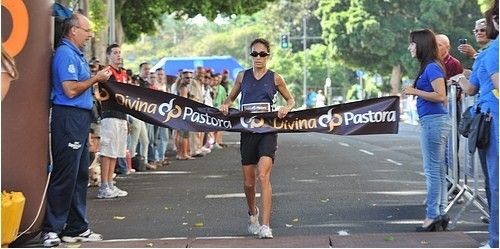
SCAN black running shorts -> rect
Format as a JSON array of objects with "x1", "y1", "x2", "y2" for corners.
[{"x1": 240, "y1": 133, "x2": 278, "y2": 165}]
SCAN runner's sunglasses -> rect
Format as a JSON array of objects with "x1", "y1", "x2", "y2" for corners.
[{"x1": 250, "y1": 51, "x2": 270, "y2": 57}]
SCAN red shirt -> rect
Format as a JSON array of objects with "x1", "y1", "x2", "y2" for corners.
[
  {"x1": 109, "y1": 66, "x2": 128, "y2": 83},
  {"x1": 443, "y1": 54, "x2": 463, "y2": 80},
  {"x1": 443, "y1": 54, "x2": 463, "y2": 100}
]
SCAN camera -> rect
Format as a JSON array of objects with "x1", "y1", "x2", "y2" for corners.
[{"x1": 459, "y1": 38, "x2": 467, "y2": 45}]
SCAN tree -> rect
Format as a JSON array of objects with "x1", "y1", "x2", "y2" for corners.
[
  {"x1": 269, "y1": 44, "x2": 355, "y2": 105},
  {"x1": 316, "y1": 0, "x2": 482, "y2": 94},
  {"x1": 117, "y1": 0, "x2": 278, "y2": 43}
]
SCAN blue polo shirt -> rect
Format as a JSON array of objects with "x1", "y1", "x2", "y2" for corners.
[
  {"x1": 51, "y1": 39, "x2": 92, "y2": 110},
  {"x1": 470, "y1": 36, "x2": 498, "y2": 113},
  {"x1": 415, "y1": 62, "x2": 447, "y2": 118}
]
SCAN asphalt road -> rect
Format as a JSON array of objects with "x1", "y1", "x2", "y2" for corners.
[
  {"x1": 78, "y1": 123, "x2": 488, "y2": 242},
  {"x1": 19, "y1": 123, "x2": 489, "y2": 247}
]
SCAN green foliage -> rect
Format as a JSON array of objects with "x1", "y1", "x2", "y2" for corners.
[
  {"x1": 316, "y1": 0, "x2": 482, "y2": 77},
  {"x1": 121, "y1": 0, "x2": 169, "y2": 43},
  {"x1": 89, "y1": 0, "x2": 106, "y2": 34},
  {"x1": 119, "y1": 0, "x2": 277, "y2": 43}
]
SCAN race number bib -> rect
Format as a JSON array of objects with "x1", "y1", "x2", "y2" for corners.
[{"x1": 241, "y1": 102, "x2": 271, "y2": 113}]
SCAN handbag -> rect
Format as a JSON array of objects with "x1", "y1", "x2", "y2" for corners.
[
  {"x1": 458, "y1": 106, "x2": 474, "y2": 137},
  {"x1": 476, "y1": 111, "x2": 491, "y2": 149},
  {"x1": 131, "y1": 154, "x2": 146, "y2": 172},
  {"x1": 468, "y1": 109, "x2": 491, "y2": 153}
]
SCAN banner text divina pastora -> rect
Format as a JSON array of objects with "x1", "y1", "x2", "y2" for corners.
[
  {"x1": 115, "y1": 94, "x2": 157, "y2": 114},
  {"x1": 182, "y1": 107, "x2": 232, "y2": 128},
  {"x1": 273, "y1": 118, "x2": 318, "y2": 130}
]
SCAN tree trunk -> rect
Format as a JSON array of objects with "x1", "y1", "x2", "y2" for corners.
[
  {"x1": 115, "y1": 0, "x2": 126, "y2": 45},
  {"x1": 90, "y1": 0, "x2": 109, "y2": 64},
  {"x1": 390, "y1": 64, "x2": 402, "y2": 95},
  {"x1": 115, "y1": 13, "x2": 124, "y2": 45}
]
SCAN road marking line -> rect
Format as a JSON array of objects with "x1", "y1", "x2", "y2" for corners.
[
  {"x1": 203, "y1": 175, "x2": 227, "y2": 179},
  {"x1": 196, "y1": 236, "x2": 247, "y2": 240},
  {"x1": 295, "y1": 179, "x2": 319, "y2": 183},
  {"x1": 385, "y1": 220, "x2": 422, "y2": 225},
  {"x1": 464, "y1": 231, "x2": 489, "y2": 234},
  {"x1": 134, "y1": 171, "x2": 191, "y2": 175},
  {"x1": 101, "y1": 237, "x2": 188, "y2": 242},
  {"x1": 386, "y1": 159, "x2": 403, "y2": 166},
  {"x1": 367, "y1": 179, "x2": 422, "y2": 184},
  {"x1": 359, "y1": 149, "x2": 374, "y2": 155},
  {"x1": 223, "y1": 142, "x2": 240, "y2": 145},
  {"x1": 338, "y1": 142, "x2": 350, "y2": 147},
  {"x1": 326, "y1": 174, "x2": 359, "y2": 178},
  {"x1": 205, "y1": 193, "x2": 261, "y2": 198},
  {"x1": 364, "y1": 190, "x2": 426, "y2": 195},
  {"x1": 300, "y1": 223, "x2": 359, "y2": 228}
]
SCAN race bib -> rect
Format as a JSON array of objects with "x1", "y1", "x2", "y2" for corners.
[{"x1": 241, "y1": 102, "x2": 271, "y2": 113}]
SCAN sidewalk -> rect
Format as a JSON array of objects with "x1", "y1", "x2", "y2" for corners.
[{"x1": 64, "y1": 231, "x2": 483, "y2": 248}]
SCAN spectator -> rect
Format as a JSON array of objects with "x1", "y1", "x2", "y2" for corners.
[
  {"x1": 435, "y1": 34, "x2": 464, "y2": 199},
  {"x1": 128, "y1": 63, "x2": 155, "y2": 170},
  {"x1": 212, "y1": 73, "x2": 226, "y2": 149},
  {"x1": 315, "y1": 89, "x2": 326, "y2": 107},
  {"x1": 42, "y1": 13, "x2": 111, "y2": 247},
  {"x1": 154, "y1": 67, "x2": 172, "y2": 167},
  {"x1": 175, "y1": 70, "x2": 195, "y2": 160},
  {"x1": 458, "y1": 17, "x2": 497, "y2": 225},
  {"x1": 306, "y1": 88, "x2": 317, "y2": 109},
  {"x1": 94, "y1": 43, "x2": 129, "y2": 199},
  {"x1": 458, "y1": 18, "x2": 493, "y2": 59},
  {"x1": 451, "y1": 2, "x2": 498, "y2": 246},
  {"x1": 403, "y1": 29, "x2": 451, "y2": 232},
  {"x1": 220, "y1": 38, "x2": 295, "y2": 239}
]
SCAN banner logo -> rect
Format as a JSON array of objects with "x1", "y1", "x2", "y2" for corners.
[
  {"x1": 318, "y1": 109, "x2": 343, "y2": 131},
  {"x1": 240, "y1": 116, "x2": 265, "y2": 128},
  {"x1": 158, "y1": 98, "x2": 182, "y2": 122}
]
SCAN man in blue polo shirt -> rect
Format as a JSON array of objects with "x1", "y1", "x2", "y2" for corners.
[{"x1": 41, "y1": 12, "x2": 111, "y2": 247}]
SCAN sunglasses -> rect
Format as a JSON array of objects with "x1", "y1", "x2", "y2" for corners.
[
  {"x1": 473, "y1": 28, "x2": 486, "y2": 33},
  {"x1": 250, "y1": 51, "x2": 270, "y2": 58}
]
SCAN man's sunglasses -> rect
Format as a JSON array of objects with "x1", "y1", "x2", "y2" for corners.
[
  {"x1": 250, "y1": 51, "x2": 270, "y2": 57},
  {"x1": 473, "y1": 28, "x2": 486, "y2": 33}
]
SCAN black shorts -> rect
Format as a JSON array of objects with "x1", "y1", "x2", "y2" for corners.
[{"x1": 240, "y1": 133, "x2": 278, "y2": 165}]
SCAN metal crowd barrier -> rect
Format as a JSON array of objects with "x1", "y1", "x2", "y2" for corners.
[{"x1": 444, "y1": 84, "x2": 489, "y2": 229}]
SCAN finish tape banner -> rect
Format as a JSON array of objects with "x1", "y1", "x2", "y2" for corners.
[{"x1": 99, "y1": 81, "x2": 400, "y2": 135}]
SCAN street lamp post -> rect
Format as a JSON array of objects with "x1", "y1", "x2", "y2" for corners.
[
  {"x1": 107, "y1": 0, "x2": 115, "y2": 44},
  {"x1": 302, "y1": 15, "x2": 307, "y2": 108}
]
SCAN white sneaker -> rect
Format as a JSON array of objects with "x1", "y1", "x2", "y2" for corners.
[
  {"x1": 112, "y1": 186, "x2": 128, "y2": 197},
  {"x1": 480, "y1": 241, "x2": 491, "y2": 248},
  {"x1": 248, "y1": 207, "x2": 260, "y2": 235},
  {"x1": 41, "y1": 232, "x2": 60, "y2": 247},
  {"x1": 258, "y1": 225, "x2": 273, "y2": 239},
  {"x1": 61, "y1": 229, "x2": 103, "y2": 243},
  {"x1": 97, "y1": 187, "x2": 118, "y2": 199},
  {"x1": 213, "y1": 143, "x2": 223, "y2": 149},
  {"x1": 201, "y1": 147, "x2": 211, "y2": 153}
]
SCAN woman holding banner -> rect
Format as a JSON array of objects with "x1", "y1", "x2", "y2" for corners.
[
  {"x1": 220, "y1": 38, "x2": 295, "y2": 239},
  {"x1": 403, "y1": 29, "x2": 451, "y2": 232}
]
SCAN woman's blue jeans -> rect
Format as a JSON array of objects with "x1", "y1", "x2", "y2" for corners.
[{"x1": 419, "y1": 114, "x2": 451, "y2": 219}]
